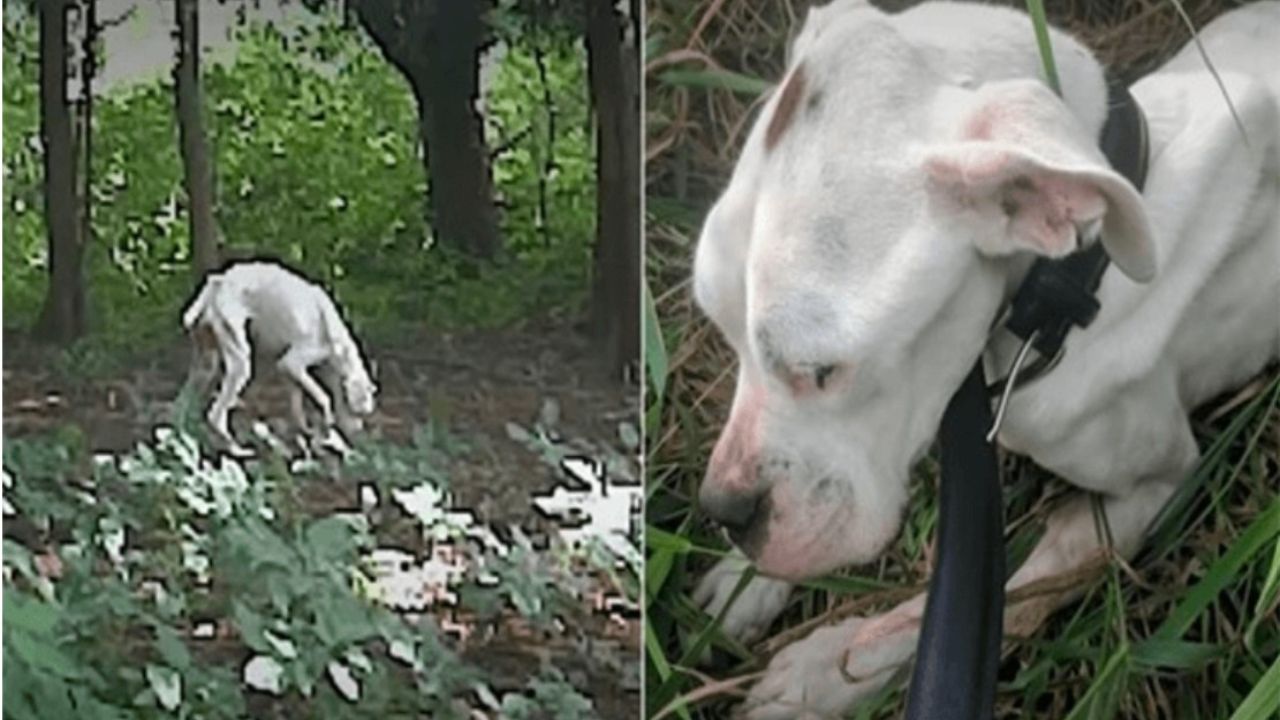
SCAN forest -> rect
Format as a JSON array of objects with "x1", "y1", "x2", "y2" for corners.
[{"x1": 3, "y1": 1, "x2": 641, "y2": 717}]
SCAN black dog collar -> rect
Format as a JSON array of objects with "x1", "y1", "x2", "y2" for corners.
[{"x1": 991, "y1": 82, "x2": 1151, "y2": 397}]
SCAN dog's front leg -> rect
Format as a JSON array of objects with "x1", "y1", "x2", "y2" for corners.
[
  {"x1": 288, "y1": 385, "x2": 310, "y2": 432},
  {"x1": 277, "y1": 345, "x2": 335, "y2": 430},
  {"x1": 741, "y1": 594, "x2": 923, "y2": 720},
  {"x1": 694, "y1": 551, "x2": 794, "y2": 648},
  {"x1": 743, "y1": 430, "x2": 1194, "y2": 719}
]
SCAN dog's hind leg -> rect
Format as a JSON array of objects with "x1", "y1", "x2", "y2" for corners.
[
  {"x1": 207, "y1": 320, "x2": 252, "y2": 453},
  {"x1": 184, "y1": 325, "x2": 221, "y2": 400}
]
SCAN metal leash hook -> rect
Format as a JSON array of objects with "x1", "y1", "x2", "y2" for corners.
[{"x1": 986, "y1": 330, "x2": 1040, "y2": 443}]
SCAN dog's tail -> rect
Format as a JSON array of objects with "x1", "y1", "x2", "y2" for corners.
[{"x1": 182, "y1": 275, "x2": 222, "y2": 331}]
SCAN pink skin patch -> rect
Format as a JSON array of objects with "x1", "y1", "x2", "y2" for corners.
[
  {"x1": 1007, "y1": 173, "x2": 1106, "y2": 255},
  {"x1": 750, "y1": 484, "x2": 835, "y2": 580},
  {"x1": 927, "y1": 149, "x2": 1107, "y2": 256},
  {"x1": 705, "y1": 381, "x2": 766, "y2": 497}
]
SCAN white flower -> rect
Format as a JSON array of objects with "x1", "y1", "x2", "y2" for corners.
[
  {"x1": 244, "y1": 655, "x2": 284, "y2": 694},
  {"x1": 327, "y1": 661, "x2": 360, "y2": 702}
]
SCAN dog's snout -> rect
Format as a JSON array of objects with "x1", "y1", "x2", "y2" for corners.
[{"x1": 699, "y1": 483, "x2": 766, "y2": 531}]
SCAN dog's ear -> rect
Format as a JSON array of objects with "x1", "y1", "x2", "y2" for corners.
[{"x1": 922, "y1": 80, "x2": 1156, "y2": 282}]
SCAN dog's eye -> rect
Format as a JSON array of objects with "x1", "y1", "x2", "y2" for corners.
[{"x1": 814, "y1": 365, "x2": 836, "y2": 390}]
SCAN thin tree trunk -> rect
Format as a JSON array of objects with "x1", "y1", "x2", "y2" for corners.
[
  {"x1": 175, "y1": 0, "x2": 219, "y2": 278},
  {"x1": 35, "y1": 0, "x2": 86, "y2": 344},
  {"x1": 352, "y1": 0, "x2": 502, "y2": 260},
  {"x1": 585, "y1": 0, "x2": 641, "y2": 380}
]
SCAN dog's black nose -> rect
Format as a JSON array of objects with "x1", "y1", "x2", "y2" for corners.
[{"x1": 699, "y1": 483, "x2": 765, "y2": 532}]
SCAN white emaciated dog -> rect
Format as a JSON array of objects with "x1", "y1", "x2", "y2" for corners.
[
  {"x1": 691, "y1": 1, "x2": 1280, "y2": 717},
  {"x1": 182, "y1": 262, "x2": 377, "y2": 454}
]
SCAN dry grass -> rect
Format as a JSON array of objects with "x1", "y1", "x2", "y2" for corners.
[{"x1": 643, "y1": 1, "x2": 1280, "y2": 718}]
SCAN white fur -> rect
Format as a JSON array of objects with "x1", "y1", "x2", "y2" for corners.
[
  {"x1": 183, "y1": 262, "x2": 377, "y2": 453},
  {"x1": 691, "y1": 2, "x2": 1280, "y2": 716}
]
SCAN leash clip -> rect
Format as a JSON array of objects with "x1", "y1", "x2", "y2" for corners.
[{"x1": 986, "y1": 330, "x2": 1039, "y2": 442}]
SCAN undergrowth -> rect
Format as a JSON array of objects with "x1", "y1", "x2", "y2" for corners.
[{"x1": 3, "y1": 422, "x2": 630, "y2": 718}]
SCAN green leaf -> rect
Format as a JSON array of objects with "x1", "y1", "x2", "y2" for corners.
[
  {"x1": 3, "y1": 589, "x2": 60, "y2": 635},
  {"x1": 232, "y1": 601, "x2": 270, "y2": 654},
  {"x1": 153, "y1": 625, "x2": 192, "y2": 670},
  {"x1": 1230, "y1": 653, "x2": 1280, "y2": 720},
  {"x1": 145, "y1": 664, "x2": 182, "y2": 711},
  {"x1": 304, "y1": 515, "x2": 358, "y2": 564},
  {"x1": 1155, "y1": 498, "x2": 1280, "y2": 642},
  {"x1": 658, "y1": 68, "x2": 772, "y2": 96},
  {"x1": 5, "y1": 629, "x2": 82, "y2": 680},
  {"x1": 1023, "y1": 0, "x2": 1062, "y2": 95},
  {"x1": 1131, "y1": 638, "x2": 1222, "y2": 671}
]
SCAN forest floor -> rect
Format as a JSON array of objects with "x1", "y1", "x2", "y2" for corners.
[{"x1": 2, "y1": 318, "x2": 641, "y2": 718}]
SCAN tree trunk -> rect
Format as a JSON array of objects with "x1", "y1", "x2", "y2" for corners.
[
  {"x1": 175, "y1": 0, "x2": 220, "y2": 278},
  {"x1": 35, "y1": 0, "x2": 86, "y2": 344},
  {"x1": 352, "y1": 0, "x2": 502, "y2": 260},
  {"x1": 585, "y1": 0, "x2": 641, "y2": 380}
]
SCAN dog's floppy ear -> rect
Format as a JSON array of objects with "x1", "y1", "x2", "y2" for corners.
[{"x1": 923, "y1": 80, "x2": 1156, "y2": 282}]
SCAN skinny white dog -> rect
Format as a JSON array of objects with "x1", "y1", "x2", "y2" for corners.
[
  {"x1": 691, "y1": 2, "x2": 1280, "y2": 717},
  {"x1": 182, "y1": 261, "x2": 377, "y2": 453}
]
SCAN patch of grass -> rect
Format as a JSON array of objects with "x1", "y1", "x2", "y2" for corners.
[{"x1": 644, "y1": 1, "x2": 1280, "y2": 717}]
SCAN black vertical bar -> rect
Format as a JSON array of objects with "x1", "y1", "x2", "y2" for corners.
[{"x1": 904, "y1": 362, "x2": 1005, "y2": 720}]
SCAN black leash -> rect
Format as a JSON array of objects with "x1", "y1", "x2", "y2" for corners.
[{"x1": 904, "y1": 81, "x2": 1150, "y2": 720}]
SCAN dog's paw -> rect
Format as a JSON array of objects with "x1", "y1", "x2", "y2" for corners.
[
  {"x1": 693, "y1": 554, "x2": 792, "y2": 646},
  {"x1": 739, "y1": 611, "x2": 918, "y2": 720},
  {"x1": 319, "y1": 427, "x2": 354, "y2": 459}
]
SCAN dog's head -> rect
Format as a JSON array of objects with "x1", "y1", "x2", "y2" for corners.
[
  {"x1": 693, "y1": 1, "x2": 1156, "y2": 580},
  {"x1": 342, "y1": 356, "x2": 378, "y2": 416},
  {"x1": 345, "y1": 373, "x2": 377, "y2": 416}
]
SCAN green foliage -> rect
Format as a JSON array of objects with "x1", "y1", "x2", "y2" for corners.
[
  {"x1": 2, "y1": 10, "x2": 596, "y2": 358},
  {"x1": 2, "y1": 424, "x2": 603, "y2": 717},
  {"x1": 3, "y1": 17, "x2": 45, "y2": 323}
]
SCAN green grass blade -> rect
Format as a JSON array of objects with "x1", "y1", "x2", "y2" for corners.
[
  {"x1": 1228, "y1": 652, "x2": 1280, "y2": 720},
  {"x1": 1155, "y1": 498, "x2": 1280, "y2": 642},
  {"x1": 1024, "y1": 0, "x2": 1062, "y2": 95},
  {"x1": 645, "y1": 621, "x2": 693, "y2": 720},
  {"x1": 1064, "y1": 644, "x2": 1130, "y2": 720},
  {"x1": 658, "y1": 68, "x2": 772, "y2": 96},
  {"x1": 644, "y1": 277, "x2": 670, "y2": 436}
]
